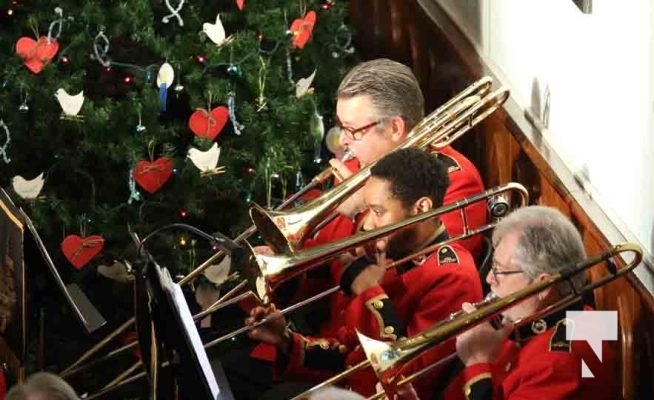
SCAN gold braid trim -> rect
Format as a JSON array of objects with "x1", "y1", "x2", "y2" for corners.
[{"x1": 464, "y1": 372, "x2": 492, "y2": 400}]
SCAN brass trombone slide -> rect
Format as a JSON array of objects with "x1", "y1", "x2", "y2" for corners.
[
  {"x1": 250, "y1": 80, "x2": 507, "y2": 256},
  {"x1": 293, "y1": 242, "x2": 642, "y2": 400},
  {"x1": 87, "y1": 182, "x2": 527, "y2": 398},
  {"x1": 63, "y1": 77, "x2": 499, "y2": 381},
  {"x1": 200, "y1": 182, "x2": 528, "y2": 347},
  {"x1": 59, "y1": 148, "x2": 354, "y2": 377},
  {"x1": 241, "y1": 182, "x2": 527, "y2": 304}
]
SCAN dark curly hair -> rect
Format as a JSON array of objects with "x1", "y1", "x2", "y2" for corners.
[{"x1": 370, "y1": 148, "x2": 449, "y2": 209}]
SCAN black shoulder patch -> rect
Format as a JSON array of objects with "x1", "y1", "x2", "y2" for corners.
[
  {"x1": 437, "y1": 245, "x2": 459, "y2": 265},
  {"x1": 436, "y1": 153, "x2": 461, "y2": 173},
  {"x1": 549, "y1": 319, "x2": 572, "y2": 353}
]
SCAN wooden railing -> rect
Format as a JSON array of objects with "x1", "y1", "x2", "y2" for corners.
[{"x1": 347, "y1": 1, "x2": 654, "y2": 399}]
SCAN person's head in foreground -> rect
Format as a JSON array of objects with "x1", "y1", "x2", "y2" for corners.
[{"x1": 6, "y1": 372, "x2": 79, "y2": 400}]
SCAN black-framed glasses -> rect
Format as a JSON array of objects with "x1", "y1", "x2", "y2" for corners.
[
  {"x1": 335, "y1": 118, "x2": 385, "y2": 141},
  {"x1": 490, "y1": 260, "x2": 524, "y2": 281}
]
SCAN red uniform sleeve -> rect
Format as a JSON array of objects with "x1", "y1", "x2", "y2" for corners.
[
  {"x1": 444, "y1": 336, "x2": 618, "y2": 400},
  {"x1": 274, "y1": 330, "x2": 355, "y2": 383},
  {"x1": 345, "y1": 250, "x2": 483, "y2": 398}
]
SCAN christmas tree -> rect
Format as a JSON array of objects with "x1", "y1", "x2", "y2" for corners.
[
  {"x1": 1, "y1": 0, "x2": 355, "y2": 273},
  {"x1": 0, "y1": 0, "x2": 357, "y2": 393}
]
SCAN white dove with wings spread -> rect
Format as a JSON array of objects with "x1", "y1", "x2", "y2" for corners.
[
  {"x1": 12, "y1": 172, "x2": 45, "y2": 199},
  {"x1": 55, "y1": 89, "x2": 85, "y2": 117}
]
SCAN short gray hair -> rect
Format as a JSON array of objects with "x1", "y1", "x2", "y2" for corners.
[
  {"x1": 6, "y1": 372, "x2": 79, "y2": 400},
  {"x1": 337, "y1": 59, "x2": 424, "y2": 131},
  {"x1": 492, "y1": 206, "x2": 587, "y2": 296}
]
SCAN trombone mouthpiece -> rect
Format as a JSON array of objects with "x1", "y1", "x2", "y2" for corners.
[{"x1": 341, "y1": 148, "x2": 355, "y2": 162}]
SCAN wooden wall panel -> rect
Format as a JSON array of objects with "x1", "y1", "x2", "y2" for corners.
[{"x1": 348, "y1": 1, "x2": 654, "y2": 398}]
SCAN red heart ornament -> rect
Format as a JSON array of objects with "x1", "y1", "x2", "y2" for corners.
[
  {"x1": 15, "y1": 36, "x2": 59, "y2": 74},
  {"x1": 236, "y1": 0, "x2": 245, "y2": 10},
  {"x1": 61, "y1": 235, "x2": 105, "y2": 270},
  {"x1": 133, "y1": 157, "x2": 174, "y2": 194},
  {"x1": 290, "y1": 11, "x2": 317, "y2": 49},
  {"x1": 188, "y1": 106, "x2": 229, "y2": 140}
]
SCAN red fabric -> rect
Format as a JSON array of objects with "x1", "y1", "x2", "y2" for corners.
[
  {"x1": 277, "y1": 242, "x2": 483, "y2": 398},
  {"x1": 443, "y1": 313, "x2": 619, "y2": 400},
  {"x1": 251, "y1": 342, "x2": 278, "y2": 362},
  {"x1": 433, "y1": 145, "x2": 486, "y2": 260},
  {"x1": 251, "y1": 160, "x2": 360, "y2": 362},
  {"x1": 0, "y1": 369, "x2": 5, "y2": 400},
  {"x1": 314, "y1": 147, "x2": 487, "y2": 258}
]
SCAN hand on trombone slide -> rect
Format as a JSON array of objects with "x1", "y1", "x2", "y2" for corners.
[
  {"x1": 455, "y1": 302, "x2": 514, "y2": 366},
  {"x1": 245, "y1": 303, "x2": 293, "y2": 354},
  {"x1": 375, "y1": 380, "x2": 419, "y2": 400},
  {"x1": 328, "y1": 157, "x2": 365, "y2": 218}
]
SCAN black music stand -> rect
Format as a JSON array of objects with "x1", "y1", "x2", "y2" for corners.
[
  {"x1": 0, "y1": 189, "x2": 105, "y2": 384},
  {"x1": 136, "y1": 251, "x2": 233, "y2": 400},
  {"x1": 20, "y1": 209, "x2": 106, "y2": 335}
]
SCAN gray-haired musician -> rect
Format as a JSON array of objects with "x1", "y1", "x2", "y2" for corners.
[{"x1": 435, "y1": 206, "x2": 618, "y2": 400}]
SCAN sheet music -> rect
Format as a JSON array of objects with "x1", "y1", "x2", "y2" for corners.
[{"x1": 163, "y1": 273, "x2": 220, "y2": 398}]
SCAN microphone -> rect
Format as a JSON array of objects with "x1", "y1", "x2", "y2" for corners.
[{"x1": 134, "y1": 223, "x2": 241, "y2": 259}]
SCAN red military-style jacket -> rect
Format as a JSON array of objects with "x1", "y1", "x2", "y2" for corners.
[
  {"x1": 287, "y1": 147, "x2": 486, "y2": 335},
  {"x1": 275, "y1": 232, "x2": 483, "y2": 398},
  {"x1": 432, "y1": 145, "x2": 486, "y2": 261},
  {"x1": 442, "y1": 305, "x2": 618, "y2": 400},
  {"x1": 307, "y1": 146, "x2": 486, "y2": 258}
]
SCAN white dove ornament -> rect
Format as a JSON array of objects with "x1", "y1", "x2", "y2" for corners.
[
  {"x1": 55, "y1": 88, "x2": 85, "y2": 120},
  {"x1": 12, "y1": 172, "x2": 45, "y2": 200},
  {"x1": 187, "y1": 143, "x2": 225, "y2": 176},
  {"x1": 296, "y1": 69, "x2": 317, "y2": 98},
  {"x1": 203, "y1": 14, "x2": 227, "y2": 45}
]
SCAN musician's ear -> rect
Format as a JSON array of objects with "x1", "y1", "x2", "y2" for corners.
[
  {"x1": 389, "y1": 116, "x2": 407, "y2": 142},
  {"x1": 414, "y1": 196, "x2": 432, "y2": 213}
]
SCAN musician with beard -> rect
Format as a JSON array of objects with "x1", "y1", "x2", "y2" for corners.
[{"x1": 246, "y1": 148, "x2": 483, "y2": 399}]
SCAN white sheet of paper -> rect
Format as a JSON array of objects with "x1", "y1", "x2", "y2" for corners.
[{"x1": 169, "y1": 282, "x2": 220, "y2": 398}]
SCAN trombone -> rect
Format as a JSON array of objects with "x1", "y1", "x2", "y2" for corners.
[
  {"x1": 64, "y1": 77, "x2": 502, "y2": 394},
  {"x1": 292, "y1": 242, "x2": 643, "y2": 400},
  {"x1": 60, "y1": 76, "x2": 499, "y2": 380},
  {"x1": 58, "y1": 149, "x2": 355, "y2": 379},
  {"x1": 84, "y1": 182, "x2": 528, "y2": 398},
  {"x1": 240, "y1": 182, "x2": 528, "y2": 304},
  {"x1": 250, "y1": 78, "x2": 506, "y2": 255}
]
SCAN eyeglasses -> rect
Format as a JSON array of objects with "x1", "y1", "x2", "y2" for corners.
[
  {"x1": 335, "y1": 118, "x2": 385, "y2": 141},
  {"x1": 490, "y1": 259, "x2": 525, "y2": 281}
]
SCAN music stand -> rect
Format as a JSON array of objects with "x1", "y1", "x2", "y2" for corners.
[
  {"x1": 19, "y1": 209, "x2": 106, "y2": 334},
  {"x1": 137, "y1": 252, "x2": 233, "y2": 399}
]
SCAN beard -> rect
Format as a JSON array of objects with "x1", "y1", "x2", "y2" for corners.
[{"x1": 385, "y1": 227, "x2": 419, "y2": 260}]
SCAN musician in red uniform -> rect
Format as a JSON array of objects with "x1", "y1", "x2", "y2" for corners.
[
  {"x1": 329, "y1": 58, "x2": 486, "y2": 260},
  {"x1": 391, "y1": 206, "x2": 618, "y2": 400},
  {"x1": 290, "y1": 59, "x2": 487, "y2": 336},
  {"x1": 246, "y1": 148, "x2": 483, "y2": 399}
]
